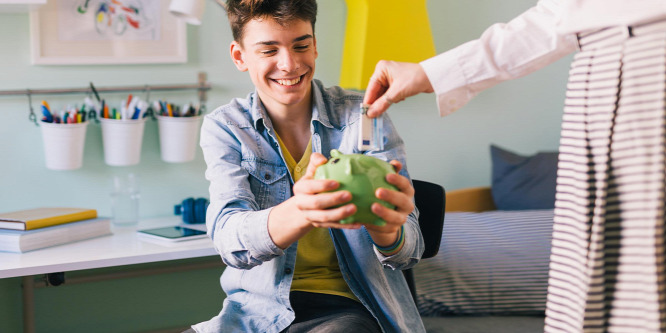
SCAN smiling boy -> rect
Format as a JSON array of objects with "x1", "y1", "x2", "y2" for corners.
[{"x1": 193, "y1": 1, "x2": 425, "y2": 332}]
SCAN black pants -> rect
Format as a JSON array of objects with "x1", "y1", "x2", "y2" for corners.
[{"x1": 281, "y1": 291, "x2": 381, "y2": 333}]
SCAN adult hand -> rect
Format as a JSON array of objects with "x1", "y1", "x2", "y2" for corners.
[
  {"x1": 364, "y1": 160, "x2": 415, "y2": 249},
  {"x1": 363, "y1": 60, "x2": 434, "y2": 118}
]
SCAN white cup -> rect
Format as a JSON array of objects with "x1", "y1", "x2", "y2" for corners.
[
  {"x1": 156, "y1": 115, "x2": 202, "y2": 163},
  {"x1": 40, "y1": 121, "x2": 88, "y2": 170},
  {"x1": 100, "y1": 118, "x2": 146, "y2": 166}
]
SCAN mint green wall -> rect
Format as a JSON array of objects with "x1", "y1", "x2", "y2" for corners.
[{"x1": 0, "y1": 0, "x2": 572, "y2": 331}]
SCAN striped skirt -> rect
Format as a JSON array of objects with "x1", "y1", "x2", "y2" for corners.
[{"x1": 545, "y1": 19, "x2": 666, "y2": 332}]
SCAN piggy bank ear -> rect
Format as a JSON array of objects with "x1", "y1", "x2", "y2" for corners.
[{"x1": 330, "y1": 149, "x2": 342, "y2": 158}]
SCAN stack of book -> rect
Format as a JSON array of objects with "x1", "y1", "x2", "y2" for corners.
[{"x1": 0, "y1": 207, "x2": 111, "y2": 253}]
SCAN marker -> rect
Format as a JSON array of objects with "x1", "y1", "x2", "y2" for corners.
[
  {"x1": 40, "y1": 101, "x2": 53, "y2": 123},
  {"x1": 132, "y1": 106, "x2": 141, "y2": 119},
  {"x1": 137, "y1": 100, "x2": 148, "y2": 119},
  {"x1": 69, "y1": 109, "x2": 77, "y2": 123},
  {"x1": 127, "y1": 96, "x2": 140, "y2": 119},
  {"x1": 152, "y1": 100, "x2": 162, "y2": 115}
]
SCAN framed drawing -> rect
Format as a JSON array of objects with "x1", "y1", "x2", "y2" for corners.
[{"x1": 29, "y1": 0, "x2": 187, "y2": 65}]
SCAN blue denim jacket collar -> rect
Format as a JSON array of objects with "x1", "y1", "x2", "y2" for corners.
[
  {"x1": 311, "y1": 80, "x2": 335, "y2": 130},
  {"x1": 248, "y1": 80, "x2": 337, "y2": 136}
]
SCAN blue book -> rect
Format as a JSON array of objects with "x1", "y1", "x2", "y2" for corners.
[{"x1": 0, "y1": 217, "x2": 111, "y2": 253}]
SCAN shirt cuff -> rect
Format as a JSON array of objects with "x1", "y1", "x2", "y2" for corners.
[
  {"x1": 420, "y1": 45, "x2": 477, "y2": 117},
  {"x1": 373, "y1": 223, "x2": 421, "y2": 269},
  {"x1": 241, "y1": 207, "x2": 284, "y2": 260}
]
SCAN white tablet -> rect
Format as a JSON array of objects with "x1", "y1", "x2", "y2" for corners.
[{"x1": 137, "y1": 226, "x2": 208, "y2": 242}]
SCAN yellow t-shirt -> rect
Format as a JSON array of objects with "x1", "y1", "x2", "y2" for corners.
[{"x1": 274, "y1": 133, "x2": 358, "y2": 302}]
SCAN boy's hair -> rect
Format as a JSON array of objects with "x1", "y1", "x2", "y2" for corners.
[{"x1": 226, "y1": 0, "x2": 317, "y2": 43}]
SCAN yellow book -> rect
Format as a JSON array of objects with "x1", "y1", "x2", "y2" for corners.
[{"x1": 0, "y1": 207, "x2": 98, "y2": 231}]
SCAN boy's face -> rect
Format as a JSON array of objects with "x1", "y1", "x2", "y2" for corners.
[{"x1": 230, "y1": 18, "x2": 317, "y2": 111}]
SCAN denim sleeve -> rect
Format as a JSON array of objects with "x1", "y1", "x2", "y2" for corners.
[
  {"x1": 200, "y1": 114, "x2": 284, "y2": 269},
  {"x1": 364, "y1": 114, "x2": 424, "y2": 270}
]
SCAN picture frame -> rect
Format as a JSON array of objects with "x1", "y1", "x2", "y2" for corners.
[{"x1": 29, "y1": 0, "x2": 187, "y2": 65}]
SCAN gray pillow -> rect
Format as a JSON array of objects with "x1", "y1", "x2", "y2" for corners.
[{"x1": 490, "y1": 145, "x2": 557, "y2": 210}]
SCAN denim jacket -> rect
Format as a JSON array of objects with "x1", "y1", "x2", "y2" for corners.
[{"x1": 194, "y1": 79, "x2": 425, "y2": 333}]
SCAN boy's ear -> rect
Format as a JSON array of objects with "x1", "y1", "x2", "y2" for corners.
[{"x1": 230, "y1": 41, "x2": 248, "y2": 72}]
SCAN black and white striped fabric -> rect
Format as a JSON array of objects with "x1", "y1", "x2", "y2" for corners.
[
  {"x1": 414, "y1": 210, "x2": 554, "y2": 316},
  {"x1": 545, "y1": 19, "x2": 666, "y2": 333}
]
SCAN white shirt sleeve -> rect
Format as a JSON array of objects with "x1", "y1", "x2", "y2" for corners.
[{"x1": 420, "y1": 0, "x2": 578, "y2": 117}]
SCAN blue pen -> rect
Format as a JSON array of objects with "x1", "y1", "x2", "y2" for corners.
[
  {"x1": 40, "y1": 101, "x2": 53, "y2": 123},
  {"x1": 40, "y1": 105, "x2": 53, "y2": 123}
]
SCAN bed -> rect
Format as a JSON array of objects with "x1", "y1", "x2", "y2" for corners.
[{"x1": 416, "y1": 145, "x2": 558, "y2": 333}]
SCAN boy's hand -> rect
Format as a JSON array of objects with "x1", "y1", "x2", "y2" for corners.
[
  {"x1": 364, "y1": 160, "x2": 415, "y2": 248},
  {"x1": 269, "y1": 153, "x2": 359, "y2": 249},
  {"x1": 291, "y1": 153, "x2": 360, "y2": 230}
]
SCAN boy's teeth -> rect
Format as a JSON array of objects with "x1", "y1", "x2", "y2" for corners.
[{"x1": 277, "y1": 77, "x2": 300, "y2": 86}]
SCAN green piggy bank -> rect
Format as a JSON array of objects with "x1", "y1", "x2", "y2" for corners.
[{"x1": 314, "y1": 149, "x2": 397, "y2": 226}]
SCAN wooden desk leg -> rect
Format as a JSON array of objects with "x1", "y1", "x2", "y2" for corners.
[{"x1": 21, "y1": 276, "x2": 35, "y2": 333}]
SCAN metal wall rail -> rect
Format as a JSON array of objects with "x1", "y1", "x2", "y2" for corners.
[
  {"x1": 1, "y1": 72, "x2": 211, "y2": 125},
  {"x1": 0, "y1": 72, "x2": 210, "y2": 98}
]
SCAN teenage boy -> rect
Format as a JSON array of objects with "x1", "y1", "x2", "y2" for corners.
[{"x1": 192, "y1": 1, "x2": 425, "y2": 332}]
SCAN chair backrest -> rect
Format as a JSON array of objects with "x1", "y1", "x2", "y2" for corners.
[
  {"x1": 412, "y1": 179, "x2": 446, "y2": 259},
  {"x1": 404, "y1": 179, "x2": 446, "y2": 305}
]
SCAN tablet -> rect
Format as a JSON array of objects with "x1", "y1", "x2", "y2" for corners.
[{"x1": 137, "y1": 226, "x2": 208, "y2": 242}]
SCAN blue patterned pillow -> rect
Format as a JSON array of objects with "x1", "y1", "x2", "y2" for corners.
[{"x1": 490, "y1": 145, "x2": 557, "y2": 210}]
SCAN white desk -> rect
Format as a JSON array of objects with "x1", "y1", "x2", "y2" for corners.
[
  {"x1": 0, "y1": 217, "x2": 221, "y2": 333},
  {"x1": 0, "y1": 216, "x2": 218, "y2": 279}
]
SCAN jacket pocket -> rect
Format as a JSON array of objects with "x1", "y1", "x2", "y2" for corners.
[{"x1": 242, "y1": 159, "x2": 289, "y2": 207}]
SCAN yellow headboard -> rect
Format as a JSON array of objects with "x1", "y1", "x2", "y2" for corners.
[{"x1": 445, "y1": 186, "x2": 497, "y2": 212}]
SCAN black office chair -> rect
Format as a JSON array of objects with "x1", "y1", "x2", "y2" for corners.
[{"x1": 403, "y1": 179, "x2": 446, "y2": 305}]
